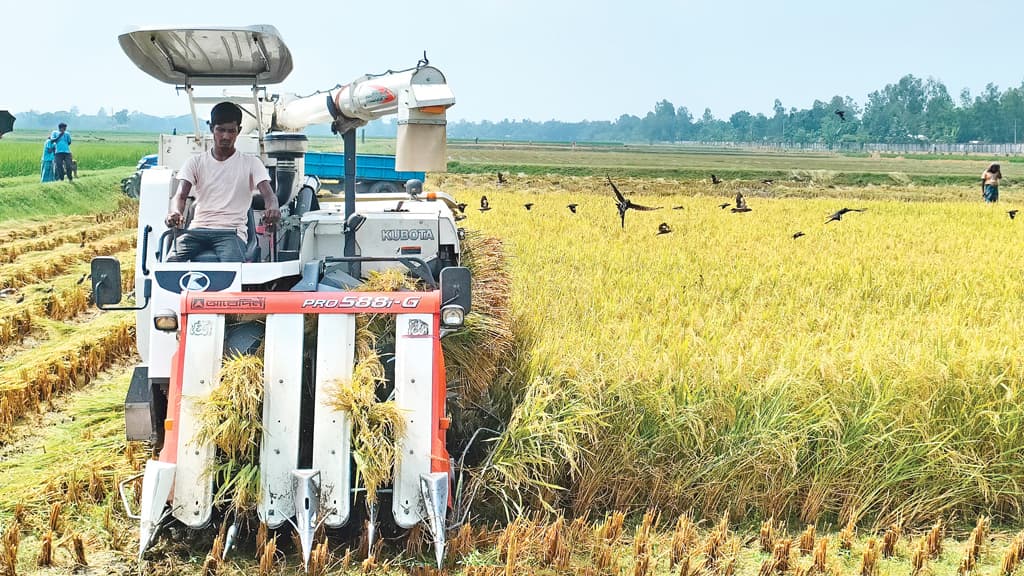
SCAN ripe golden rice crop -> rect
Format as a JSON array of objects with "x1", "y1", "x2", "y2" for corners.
[
  {"x1": 0, "y1": 313, "x2": 134, "y2": 436},
  {"x1": 327, "y1": 346, "x2": 406, "y2": 507},
  {"x1": 0, "y1": 230, "x2": 135, "y2": 291},
  {"x1": 0, "y1": 214, "x2": 99, "y2": 244},
  {"x1": 461, "y1": 187, "x2": 1024, "y2": 527},
  {"x1": 0, "y1": 216, "x2": 132, "y2": 264},
  {"x1": 195, "y1": 353, "x2": 265, "y2": 514}
]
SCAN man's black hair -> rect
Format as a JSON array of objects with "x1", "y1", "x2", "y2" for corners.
[
  {"x1": 210, "y1": 102, "x2": 243, "y2": 127},
  {"x1": 58, "y1": 122, "x2": 67, "y2": 129}
]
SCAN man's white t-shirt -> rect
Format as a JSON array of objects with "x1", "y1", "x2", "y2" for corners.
[{"x1": 178, "y1": 149, "x2": 271, "y2": 240}]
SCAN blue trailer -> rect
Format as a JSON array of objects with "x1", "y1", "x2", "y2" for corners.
[{"x1": 303, "y1": 151, "x2": 426, "y2": 194}]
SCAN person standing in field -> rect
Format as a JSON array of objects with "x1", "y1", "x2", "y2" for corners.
[
  {"x1": 164, "y1": 101, "x2": 280, "y2": 262},
  {"x1": 50, "y1": 122, "x2": 73, "y2": 182},
  {"x1": 40, "y1": 136, "x2": 56, "y2": 182},
  {"x1": 982, "y1": 163, "x2": 1002, "y2": 202}
]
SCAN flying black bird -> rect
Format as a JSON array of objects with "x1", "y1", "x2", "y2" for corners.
[
  {"x1": 835, "y1": 110, "x2": 846, "y2": 121},
  {"x1": 1008, "y1": 210, "x2": 1019, "y2": 220},
  {"x1": 567, "y1": 203, "x2": 579, "y2": 214},
  {"x1": 496, "y1": 172, "x2": 506, "y2": 185},
  {"x1": 657, "y1": 222, "x2": 673, "y2": 235},
  {"x1": 731, "y1": 191, "x2": 751, "y2": 213},
  {"x1": 762, "y1": 179, "x2": 774, "y2": 185},
  {"x1": 76, "y1": 273, "x2": 87, "y2": 285},
  {"x1": 825, "y1": 207, "x2": 866, "y2": 223},
  {"x1": 792, "y1": 231, "x2": 806, "y2": 239},
  {"x1": 479, "y1": 196, "x2": 491, "y2": 212},
  {"x1": 456, "y1": 202, "x2": 468, "y2": 214},
  {"x1": 718, "y1": 202, "x2": 731, "y2": 209},
  {"x1": 607, "y1": 177, "x2": 661, "y2": 228},
  {"x1": 524, "y1": 203, "x2": 534, "y2": 211},
  {"x1": 672, "y1": 205, "x2": 686, "y2": 210},
  {"x1": 711, "y1": 174, "x2": 723, "y2": 185}
]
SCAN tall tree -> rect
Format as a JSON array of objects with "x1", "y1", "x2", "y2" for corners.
[
  {"x1": 729, "y1": 110, "x2": 754, "y2": 141},
  {"x1": 922, "y1": 78, "x2": 957, "y2": 142},
  {"x1": 640, "y1": 99, "x2": 677, "y2": 143}
]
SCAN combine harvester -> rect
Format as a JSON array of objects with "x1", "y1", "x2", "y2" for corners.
[{"x1": 91, "y1": 25, "x2": 471, "y2": 569}]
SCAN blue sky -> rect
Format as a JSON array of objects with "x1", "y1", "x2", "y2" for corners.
[{"x1": 4, "y1": 0, "x2": 1023, "y2": 123}]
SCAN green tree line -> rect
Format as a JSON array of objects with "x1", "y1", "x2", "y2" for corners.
[
  {"x1": 445, "y1": 74, "x2": 1024, "y2": 146},
  {"x1": 13, "y1": 74, "x2": 1024, "y2": 145}
]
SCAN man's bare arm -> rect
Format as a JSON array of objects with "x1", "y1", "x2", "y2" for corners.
[
  {"x1": 257, "y1": 180, "x2": 281, "y2": 226},
  {"x1": 165, "y1": 179, "x2": 192, "y2": 227}
]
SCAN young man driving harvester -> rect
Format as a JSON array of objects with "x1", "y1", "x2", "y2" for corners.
[{"x1": 165, "y1": 102, "x2": 281, "y2": 262}]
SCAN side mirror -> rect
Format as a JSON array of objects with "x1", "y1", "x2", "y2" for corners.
[
  {"x1": 91, "y1": 257, "x2": 124, "y2": 307},
  {"x1": 440, "y1": 266, "x2": 471, "y2": 314}
]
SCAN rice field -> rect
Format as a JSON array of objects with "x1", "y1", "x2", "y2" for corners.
[
  {"x1": 442, "y1": 174, "x2": 1024, "y2": 531},
  {"x1": 1, "y1": 146, "x2": 1024, "y2": 573},
  {"x1": 0, "y1": 138, "x2": 153, "y2": 179}
]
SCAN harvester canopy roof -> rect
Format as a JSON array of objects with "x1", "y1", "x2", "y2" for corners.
[{"x1": 118, "y1": 25, "x2": 293, "y2": 86}]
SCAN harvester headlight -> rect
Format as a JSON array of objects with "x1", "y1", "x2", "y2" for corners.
[
  {"x1": 441, "y1": 304, "x2": 465, "y2": 327},
  {"x1": 153, "y1": 309, "x2": 179, "y2": 332}
]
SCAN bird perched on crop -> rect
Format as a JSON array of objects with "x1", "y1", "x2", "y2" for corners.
[
  {"x1": 456, "y1": 202, "x2": 468, "y2": 214},
  {"x1": 792, "y1": 231, "x2": 805, "y2": 239},
  {"x1": 672, "y1": 205, "x2": 685, "y2": 210},
  {"x1": 731, "y1": 191, "x2": 751, "y2": 213},
  {"x1": 762, "y1": 179, "x2": 774, "y2": 185},
  {"x1": 0, "y1": 288, "x2": 17, "y2": 298},
  {"x1": 454, "y1": 214, "x2": 467, "y2": 222},
  {"x1": 1008, "y1": 209, "x2": 1018, "y2": 220},
  {"x1": 657, "y1": 222, "x2": 673, "y2": 235},
  {"x1": 479, "y1": 196, "x2": 491, "y2": 212},
  {"x1": 607, "y1": 176, "x2": 661, "y2": 228},
  {"x1": 835, "y1": 110, "x2": 846, "y2": 121},
  {"x1": 825, "y1": 207, "x2": 865, "y2": 223},
  {"x1": 524, "y1": 203, "x2": 534, "y2": 211},
  {"x1": 567, "y1": 203, "x2": 579, "y2": 214},
  {"x1": 496, "y1": 172, "x2": 505, "y2": 185},
  {"x1": 16, "y1": 294, "x2": 25, "y2": 303},
  {"x1": 76, "y1": 273, "x2": 88, "y2": 285},
  {"x1": 711, "y1": 174, "x2": 723, "y2": 185},
  {"x1": 718, "y1": 202, "x2": 731, "y2": 209},
  {"x1": 40, "y1": 285, "x2": 54, "y2": 294}
]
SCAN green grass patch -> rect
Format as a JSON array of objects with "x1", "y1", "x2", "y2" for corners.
[
  {"x1": 0, "y1": 169, "x2": 128, "y2": 220},
  {"x1": 0, "y1": 137, "x2": 153, "y2": 178}
]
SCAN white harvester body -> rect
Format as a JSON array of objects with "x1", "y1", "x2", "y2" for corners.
[{"x1": 98, "y1": 25, "x2": 467, "y2": 569}]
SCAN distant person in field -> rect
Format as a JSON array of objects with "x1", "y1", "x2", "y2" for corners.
[
  {"x1": 40, "y1": 137, "x2": 56, "y2": 183},
  {"x1": 982, "y1": 163, "x2": 1002, "y2": 202},
  {"x1": 50, "y1": 122, "x2": 73, "y2": 182},
  {"x1": 165, "y1": 101, "x2": 280, "y2": 262}
]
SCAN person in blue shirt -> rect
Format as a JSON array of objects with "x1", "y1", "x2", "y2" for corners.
[
  {"x1": 40, "y1": 137, "x2": 56, "y2": 182},
  {"x1": 50, "y1": 123, "x2": 73, "y2": 182}
]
